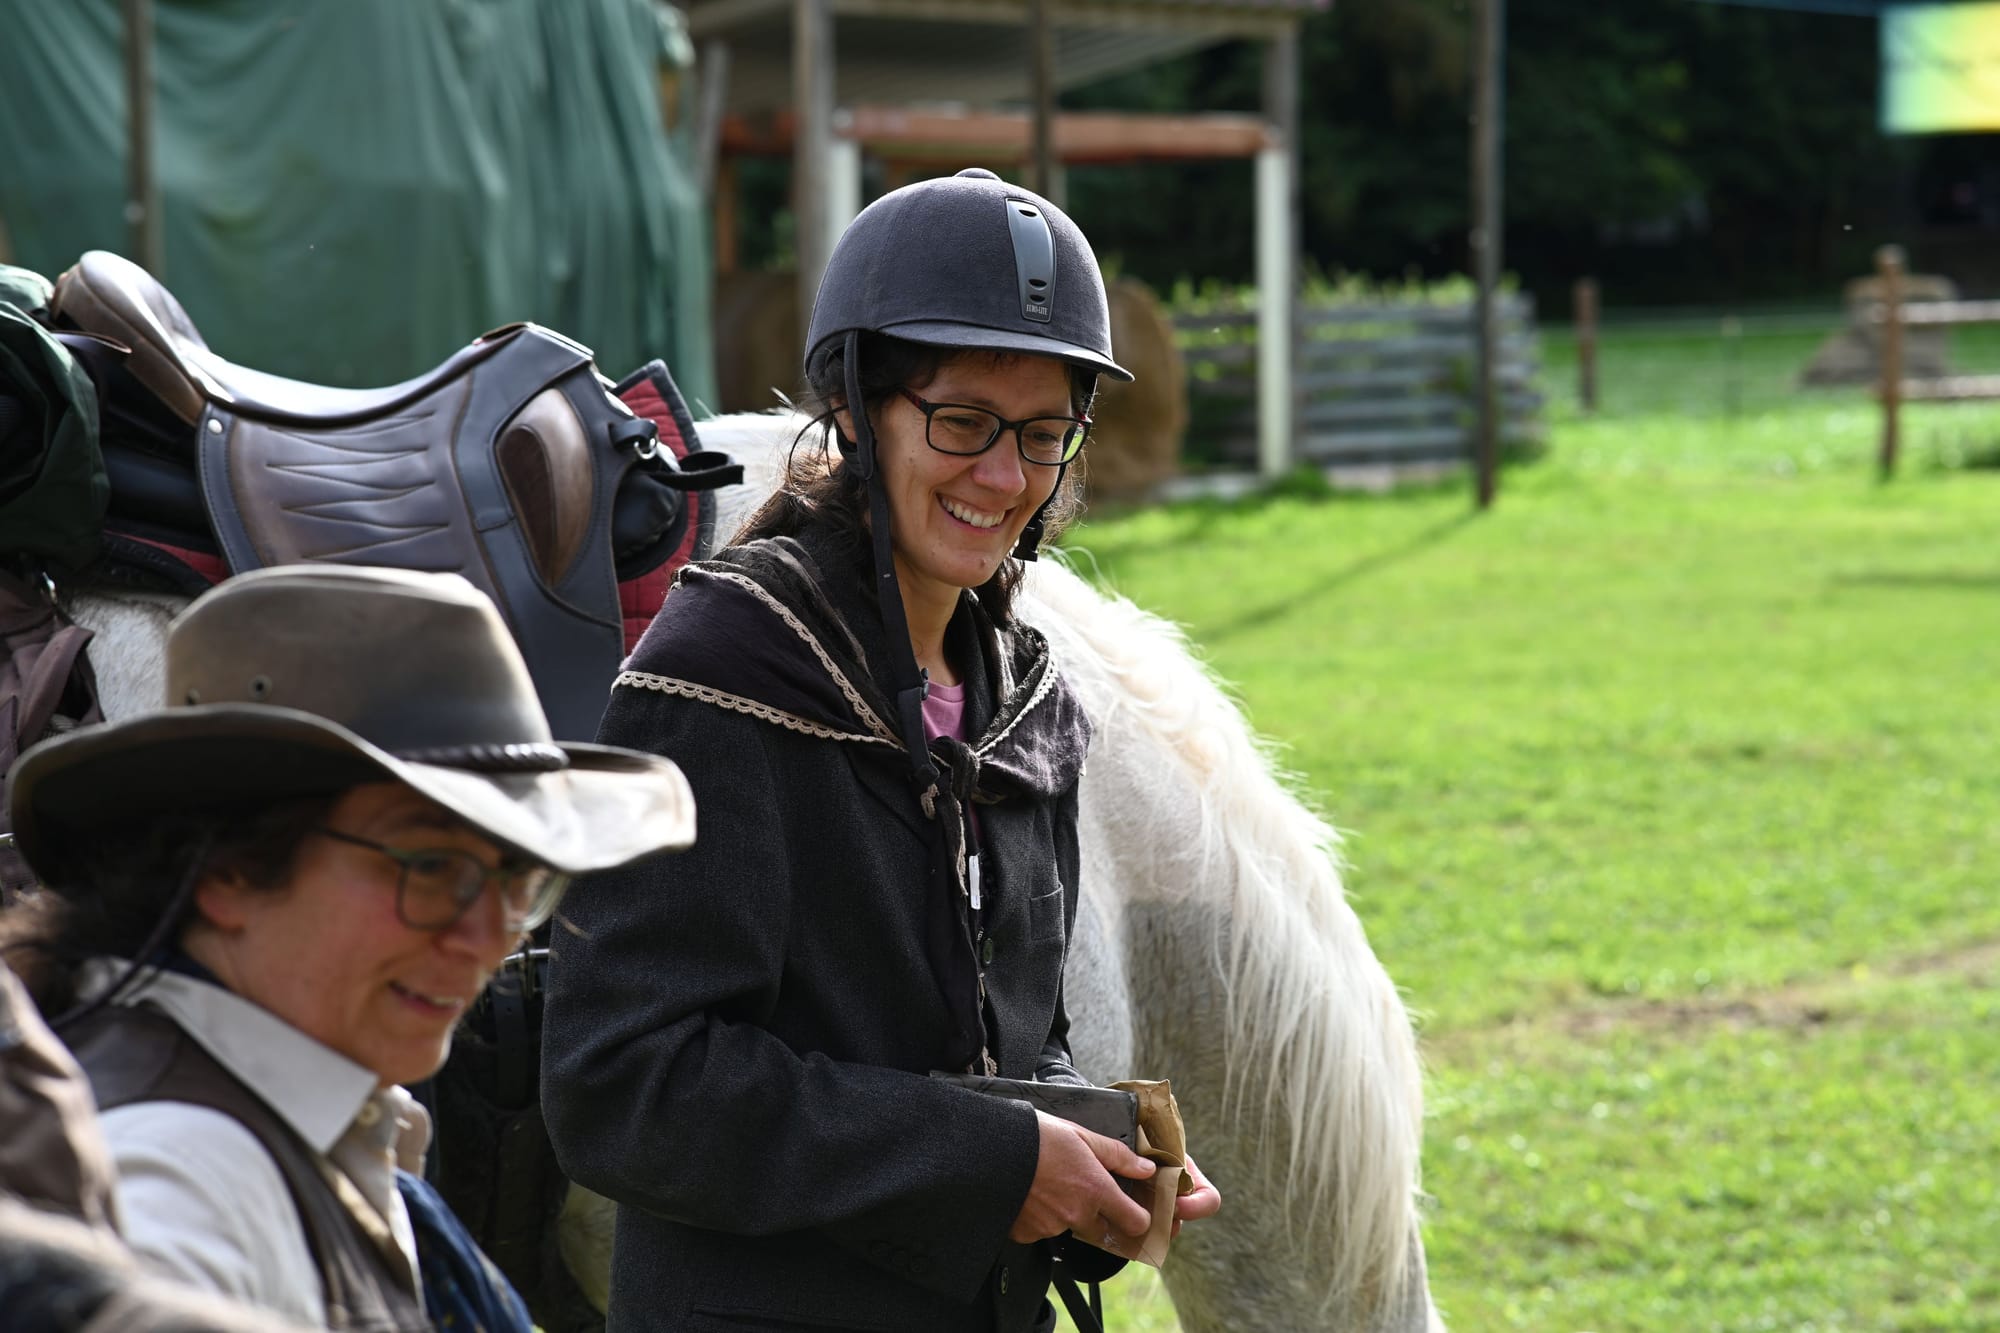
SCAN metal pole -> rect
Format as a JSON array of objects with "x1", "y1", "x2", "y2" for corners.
[
  {"x1": 1877, "y1": 244, "x2": 1905, "y2": 481},
  {"x1": 1256, "y1": 28, "x2": 1300, "y2": 481},
  {"x1": 1471, "y1": 0, "x2": 1505, "y2": 509},
  {"x1": 1029, "y1": 0, "x2": 1056, "y2": 198},
  {"x1": 1574, "y1": 277, "x2": 1599, "y2": 413},
  {"x1": 123, "y1": 0, "x2": 163, "y2": 276},
  {"x1": 793, "y1": 0, "x2": 834, "y2": 335}
]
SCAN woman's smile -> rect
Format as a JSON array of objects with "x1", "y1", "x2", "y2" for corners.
[
  {"x1": 938, "y1": 494, "x2": 1008, "y2": 530},
  {"x1": 877, "y1": 352, "x2": 1072, "y2": 626}
]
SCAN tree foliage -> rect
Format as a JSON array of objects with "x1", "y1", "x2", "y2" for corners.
[{"x1": 1065, "y1": 1, "x2": 1918, "y2": 306}]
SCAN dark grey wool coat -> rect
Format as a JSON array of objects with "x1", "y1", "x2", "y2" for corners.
[{"x1": 542, "y1": 526, "x2": 1098, "y2": 1333}]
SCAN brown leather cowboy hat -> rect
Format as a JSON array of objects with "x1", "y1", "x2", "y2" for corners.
[{"x1": 7, "y1": 565, "x2": 694, "y2": 886}]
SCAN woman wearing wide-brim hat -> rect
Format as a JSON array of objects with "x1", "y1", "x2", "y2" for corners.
[{"x1": 1, "y1": 564, "x2": 694, "y2": 1331}]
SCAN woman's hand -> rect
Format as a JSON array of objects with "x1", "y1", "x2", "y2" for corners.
[
  {"x1": 1007, "y1": 1111, "x2": 1156, "y2": 1244},
  {"x1": 1169, "y1": 1153, "x2": 1221, "y2": 1240}
]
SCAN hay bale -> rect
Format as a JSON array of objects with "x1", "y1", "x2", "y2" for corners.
[
  {"x1": 1082, "y1": 277, "x2": 1186, "y2": 500},
  {"x1": 1799, "y1": 272, "x2": 1957, "y2": 387}
]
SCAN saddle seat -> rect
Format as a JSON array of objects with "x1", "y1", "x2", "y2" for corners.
[{"x1": 51, "y1": 250, "x2": 516, "y2": 427}]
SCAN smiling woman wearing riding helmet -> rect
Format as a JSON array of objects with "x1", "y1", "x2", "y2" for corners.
[
  {"x1": 541, "y1": 168, "x2": 1219, "y2": 1333},
  {"x1": 0, "y1": 565, "x2": 695, "y2": 1331}
]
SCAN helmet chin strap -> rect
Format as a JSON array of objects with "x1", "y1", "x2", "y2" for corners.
[
  {"x1": 1012, "y1": 372, "x2": 1093, "y2": 562},
  {"x1": 843, "y1": 331, "x2": 941, "y2": 790},
  {"x1": 1010, "y1": 467, "x2": 1063, "y2": 562}
]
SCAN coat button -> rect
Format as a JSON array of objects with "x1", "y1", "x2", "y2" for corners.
[{"x1": 981, "y1": 936, "x2": 995, "y2": 965}]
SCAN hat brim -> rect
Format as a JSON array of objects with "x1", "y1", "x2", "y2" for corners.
[
  {"x1": 8, "y1": 704, "x2": 694, "y2": 886},
  {"x1": 881, "y1": 320, "x2": 1135, "y2": 382}
]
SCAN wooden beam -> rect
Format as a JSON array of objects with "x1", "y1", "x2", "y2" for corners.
[
  {"x1": 1573, "y1": 277, "x2": 1598, "y2": 413},
  {"x1": 722, "y1": 107, "x2": 1273, "y2": 162},
  {"x1": 793, "y1": 0, "x2": 834, "y2": 331},
  {"x1": 1877, "y1": 244, "x2": 1904, "y2": 481},
  {"x1": 687, "y1": 0, "x2": 790, "y2": 40},
  {"x1": 123, "y1": 0, "x2": 163, "y2": 276},
  {"x1": 1029, "y1": 0, "x2": 1056, "y2": 197},
  {"x1": 822, "y1": 0, "x2": 1302, "y2": 39},
  {"x1": 1470, "y1": 0, "x2": 1505, "y2": 509}
]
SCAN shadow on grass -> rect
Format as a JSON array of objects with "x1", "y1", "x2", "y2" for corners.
[
  {"x1": 1073, "y1": 464, "x2": 1483, "y2": 574},
  {"x1": 1830, "y1": 570, "x2": 2000, "y2": 592},
  {"x1": 1202, "y1": 508, "x2": 1479, "y2": 643}
]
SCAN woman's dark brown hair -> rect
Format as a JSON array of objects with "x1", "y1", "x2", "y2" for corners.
[
  {"x1": 0, "y1": 796, "x2": 333, "y2": 1017},
  {"x1": 732, "y1": 332, "x2": 1098, "y2": 624}
]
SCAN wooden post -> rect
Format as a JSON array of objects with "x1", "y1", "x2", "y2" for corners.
[
  {"x1": 1028, "y1": 0, "x2": 1056, "y2": 198},
  {"x1": 1257, "y1": 28, "x2": 1300, "y2": 481},
  {"x1": 123, "y1": 0, "x2": 163, "y2": 276},
  {"x1": 693, "y1": 41, "x2": 731, "y2": 197},
  {"x1": 792, "y1": 0, "x2": 834, "y2": 335},
  {"x1": 714, "y1": 157, "x2": 740, "y2": 277},
  {"x1": 1574, "y1": 277, "x2": 1599, "y2": 413},
  {"x1": 1470, "y1": 0, "x2": 1505, "y2": 509},
  {"x1": 1877, "y1": 244, "x2": 1905, "y2": 481}
]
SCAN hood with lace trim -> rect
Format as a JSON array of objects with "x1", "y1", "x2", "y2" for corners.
[
  {"x1": 616, "y1": 528, "x2": 1091, "y2": 1070},
  {"x1": 620, "y1": 532, "x2": 1090, "y2": 811}
]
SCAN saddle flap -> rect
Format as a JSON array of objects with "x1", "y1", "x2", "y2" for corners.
[{"x1": 495, "y1": 388, "x2": 595, "y2": 589}]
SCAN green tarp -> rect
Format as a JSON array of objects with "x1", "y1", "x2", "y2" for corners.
[{"x1": 0, "y1": 0, "x2": 716, "y2": 408}]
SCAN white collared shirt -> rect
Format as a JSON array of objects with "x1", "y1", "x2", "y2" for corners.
[{"x1": 82, "y1": 961, "x2": 431, "y2": 1328}]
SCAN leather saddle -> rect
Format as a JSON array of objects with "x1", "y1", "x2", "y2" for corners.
[{"x1": 51, "y1": 251, "x2": 740, "y2": 740}]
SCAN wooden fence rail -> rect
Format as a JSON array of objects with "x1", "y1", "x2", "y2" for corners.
[{"x1": 1174, "y1": 294, "x2": 1544, "y2": 468}]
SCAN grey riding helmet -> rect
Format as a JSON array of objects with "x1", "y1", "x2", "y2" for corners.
[
  {"x1": 805, "y1": 168, "x2": 1132, "y2": 564},
  {"x1": 805, "y1": 167, "x2": 1133, "y2": 386}
]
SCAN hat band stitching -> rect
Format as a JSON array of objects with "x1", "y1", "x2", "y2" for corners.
[{"x1": 393, "y1": 743, "x2": 569, "y2": 773}]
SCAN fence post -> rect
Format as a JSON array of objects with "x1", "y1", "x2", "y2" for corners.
[
  {"x1": 1573, "y1": 278, "x2": 1598, "y2": 413},
  {"x1": 1877, "y1": 244, "x2": 1905, "y2": 481}
]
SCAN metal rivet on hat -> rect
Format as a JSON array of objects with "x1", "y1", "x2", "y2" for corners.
[{"x1": 248, "y1": 675, "x2": 272, "y2": 700}]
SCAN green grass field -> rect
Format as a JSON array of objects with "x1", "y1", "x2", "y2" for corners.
[{"x1": 1058, "y1": 320, "x2": 2000, "y2": 1331}]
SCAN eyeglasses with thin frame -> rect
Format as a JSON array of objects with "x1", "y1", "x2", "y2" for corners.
[
  {"x1": 312, "y1": 827, "x2": 567, "y2": 933},
  {"x1": 895, "y1": 387, "x2": 1089, "y2": 466}
]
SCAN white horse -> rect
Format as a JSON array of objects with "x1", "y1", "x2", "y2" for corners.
[{"x1": 64, "y1": 410, "x2": 1440, "y2": 1333}]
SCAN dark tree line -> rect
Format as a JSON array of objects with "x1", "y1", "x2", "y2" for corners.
[{"x1": 1064, "y1": 0, "x2": 1979, "y2": 309}]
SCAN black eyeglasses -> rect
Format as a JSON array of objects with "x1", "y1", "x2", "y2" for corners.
[
  {"x1": 895, "y1": 387, "x2": 1089, "y2": 466},
  {"x1": 312, "y1": 827, "x2": 567, "y2": 932}
]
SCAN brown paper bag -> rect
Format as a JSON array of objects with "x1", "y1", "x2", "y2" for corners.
[{"x1": 1071, "y1": 1078, "x2": 1192, "y2": 1269}]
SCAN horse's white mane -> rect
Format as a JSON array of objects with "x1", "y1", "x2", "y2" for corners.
[{"x1": 1023, "y1": 556, "x2": 1424, "y2": 1312}]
